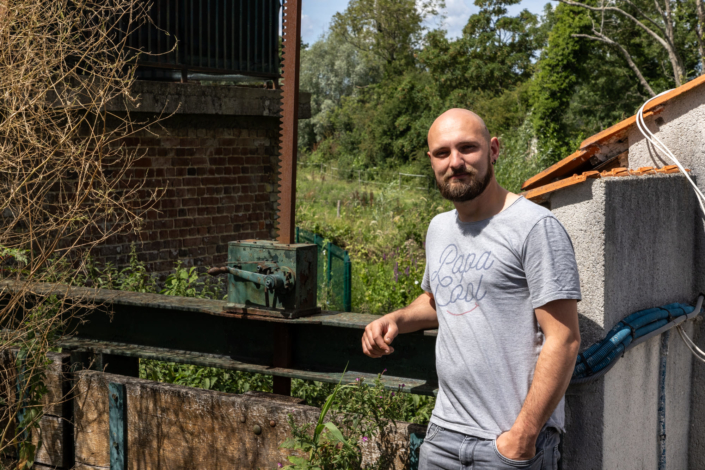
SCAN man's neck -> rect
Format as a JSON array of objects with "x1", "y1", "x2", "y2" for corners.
[{"x1": 453, "y1": 181, "x2": 519, "y2": 223}]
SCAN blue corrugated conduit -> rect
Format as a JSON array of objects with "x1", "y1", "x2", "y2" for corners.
[
  {"x1": 570, "y1": 296, "x2": 703, "y2": 470},
  {"x1": 571, "y1": 296, "x2": 704, "y2": 385}
]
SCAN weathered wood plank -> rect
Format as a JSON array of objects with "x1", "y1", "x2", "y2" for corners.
[
  {"x1": 61, "y1": 337, "x2": 437, "y2": 396},
  {"x1": 32, "y1": 414, "x2": 68, "y2": 468},
  {"x1": 0, "y1": 351, "x2": 70, "y2": 468},
  {"x1": 72, "y1": 464, "x2": 108, "y2": 470},
  {"x1": 74, "y1": 371, "x2": 419, "y2": 470},
  {"x1": 0, "y1": 351, "x2": 70, "y2": 418}
]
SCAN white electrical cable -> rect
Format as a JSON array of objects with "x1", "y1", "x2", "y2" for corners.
[
  {"x1": 636, "y1": 92, "x2": 705, "y2": 358},
  {"x1": 676, "y1": 325, "x2": 705, "y2": 362},
  {"x1": 636, "y1": 91, "x2": 705, "y2": 214}
]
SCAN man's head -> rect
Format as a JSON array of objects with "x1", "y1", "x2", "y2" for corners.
[{"x1": 427, "y1": 109, "x2": 499, "y2": 203}]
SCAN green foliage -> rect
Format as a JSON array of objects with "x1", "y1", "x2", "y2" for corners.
[
  {"x1": 160, "y1": 260, "x2": 221, "y2": 299},
  {"x1": 330, "y1": 0, "x2": 442, "y2": 73},
  {"x1": 280, "y1": 373, "x2": 420, "y2": 470},
  {"x1": 139, "y1": 360, "x2": 275, "y2": 393},
  {"x1": 529, "y1": 4, "x2": 590, "y2": 151},
  {"x1": 420, "y1": 0, "x2": 539, "y2": 97},
  {"x1": 303, "y1": 0, "x2": 544, "y2": 172},
  {"x1": 116, "y1": 245, "x2": 160, "y2": 293},
  {"x1": 12, "y1": 298, "x2": 64, "y2": 470}
]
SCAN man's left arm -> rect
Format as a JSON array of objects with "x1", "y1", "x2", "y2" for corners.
[{"x1": 496, "y1": 298, "x2": 581, "y2": 460}]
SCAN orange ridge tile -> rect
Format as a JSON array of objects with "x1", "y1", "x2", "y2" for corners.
[
  {"x1": 524, "y1": 170, "x2": 601, "y2": 202},
  {"x1": 521, "y1": 147, "x2": 598, "y2": 191},
  {"x1": 525, "y1": 166, "x2": 693, "y2": 202}
]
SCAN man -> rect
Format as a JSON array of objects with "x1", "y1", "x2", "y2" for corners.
[{"x1": 361, "y1": 109, "x2": 581, "y2": 469}]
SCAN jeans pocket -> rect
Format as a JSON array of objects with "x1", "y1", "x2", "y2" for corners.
[
  {"x1": 491, "y1": 439, "x2": 545, "y2": 469},
  {"x1": 424, "y1": 423, "x2": 441, "y2": 442},
  {"x1": 544, "y1": 445, "x2": 560, "y2": 470}
]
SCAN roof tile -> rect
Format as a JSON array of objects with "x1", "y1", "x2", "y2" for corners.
[{"x1": 521, "y1": 74, "x2": 705, "y2": 191}]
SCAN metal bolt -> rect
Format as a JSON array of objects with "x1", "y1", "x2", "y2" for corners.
[
  {"x1": 269, "y1": 420, "x2": 276, "y2": 427},
  {"x1": 253, "y1": 425, "x2": 262, "y2": 435}
]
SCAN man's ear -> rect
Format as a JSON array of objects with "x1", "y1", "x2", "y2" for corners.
[{"x1": 490, "y1": 137, "x2": 500, "y2": 160}]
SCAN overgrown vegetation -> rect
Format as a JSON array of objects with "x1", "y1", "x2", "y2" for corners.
[
  {"x1": 299, "y1": 0, "x2": 705, "y2": 172},
  {"x1": 281, "y1": 372, "x2": 417, "y2": 469},
  {"x1": 73, "y1": 245, "x2": 435, "y2": 426},
  {"x1": 0, "y1": 0, "x2": 161, "y2": 467}
]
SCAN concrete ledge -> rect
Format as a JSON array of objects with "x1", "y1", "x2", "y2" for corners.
[{"x1": 111, "y1": 81, "x2": 311, "y2": 118}]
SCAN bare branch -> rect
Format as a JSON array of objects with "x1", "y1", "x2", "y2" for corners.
[
  {"x1": 573, "y1": 32, "x2": 656, "y2": 97},
  {"x1": 558, "y1": 0, "x2": 671, "y2": 51},
  {"x1": 559, "y1": 0, "x2": 684, "y2": 85},
  {"x1": 619, "y1": 0, "x2": 668, "y2": 38},
  {"x1": 0, "y1": 0, "x2": 172, "y2": 463}
]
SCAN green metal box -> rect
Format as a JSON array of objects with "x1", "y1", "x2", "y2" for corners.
[{"x1": 224, "y1": 240, "x2": 320, "y2": 318}]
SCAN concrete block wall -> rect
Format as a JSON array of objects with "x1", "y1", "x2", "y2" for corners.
[
  {"x1": 626, "y1": 86, "x2": 705, "y2": 295},
  {"x1": 625, "y1": 88, "x2": 705, "y2": 469},
  {"x1": 548, "y1": 174, "x2": 695, "y2": 470}
]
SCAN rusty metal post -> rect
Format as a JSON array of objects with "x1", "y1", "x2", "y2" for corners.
[
  {"x1": 274, "y1": 0, "x2": 302, "y2": 395},
  {"x1": 277, "y1": 0, "x2": 302, "y2": 245}
]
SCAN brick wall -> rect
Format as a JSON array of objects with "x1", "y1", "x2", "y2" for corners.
[{"x1": 97, "y1": 114, "x2": 280, "y2": 277}]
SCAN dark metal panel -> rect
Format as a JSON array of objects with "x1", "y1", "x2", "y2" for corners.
[{"x1": 63, "y1": 304, "x2": 436, "y2": 382}]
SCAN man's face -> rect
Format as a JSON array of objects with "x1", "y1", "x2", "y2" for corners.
[{"x1": 427, "y1": 114, "x2": 497, "y2": 203}]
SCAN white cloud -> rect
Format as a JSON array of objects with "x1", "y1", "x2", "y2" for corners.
[
  {"x1": 301, "y1": 14, "x2": 315, "y2": 41},
  {"x1": 438, "y1": 0, "x2": 475, "y2": 38}
]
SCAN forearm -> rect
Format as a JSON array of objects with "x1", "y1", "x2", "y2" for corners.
[
  {"x1": 387, "y1": 292, "x2": 439, "y2": 334},
  {"x1": 512, "y1": 335, "x2": 579, "y2": 439}
]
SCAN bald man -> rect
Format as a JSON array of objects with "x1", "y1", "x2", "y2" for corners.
[{"x1": 361, "y1": 109, "x2": 581, "y2": 469}]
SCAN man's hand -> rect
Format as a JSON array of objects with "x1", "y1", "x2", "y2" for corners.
[
  {"x1": 495, "y1": 428, "x2": 537, "y2": 460},
  {"x1": 362, "y1": 315, "x2": 399, "y2": 358},
  {"x1": 360, "y1": 292, "x2": 439, "y2": 358}
]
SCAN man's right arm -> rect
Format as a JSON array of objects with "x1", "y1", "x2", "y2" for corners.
[{"x1": 361, "y1": 292, "x2": 439, "y2": 358}]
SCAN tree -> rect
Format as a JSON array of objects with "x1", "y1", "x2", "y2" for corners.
[
  {"x1": 330, "y1": 0, "x2": 443, "y2": 74},
  {"x1": 557, "y1": 0, "x2": 702, "y2": 90},
  {"x1": 420, "y1": 0, "x2": 540, "y2": 98},
  {"x1": 298, "y1": 33, "x2": 383, "y2": 149}
]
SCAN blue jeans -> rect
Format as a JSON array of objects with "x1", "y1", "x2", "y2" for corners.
[{"x1": 419, "y1": 423, "x2": 561, "y2": 470}]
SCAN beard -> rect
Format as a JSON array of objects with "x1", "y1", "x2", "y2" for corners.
[{"x1": 436, "y1": 151, "x2": 493, "y2": 202}]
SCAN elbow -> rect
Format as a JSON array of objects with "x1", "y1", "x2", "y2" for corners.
[
  {"x1": 567, "y1": 331, "x2": 581, "y2": 358},
  {"x1": 546, "y1": 330, "x2": 581, "y2": 359}
]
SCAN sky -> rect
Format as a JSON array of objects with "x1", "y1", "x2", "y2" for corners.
[{"x1": 300, "y1": 0, "x2": 556, "y2": 45}]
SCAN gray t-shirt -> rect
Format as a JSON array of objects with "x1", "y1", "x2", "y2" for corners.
[{"x1": 421, "y1": 196, "x2": 581, "y2": 439}]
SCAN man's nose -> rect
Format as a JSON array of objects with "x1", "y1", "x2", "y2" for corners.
[{"x1": 449, "y1": 149, "x2": 466, "y2": 171}]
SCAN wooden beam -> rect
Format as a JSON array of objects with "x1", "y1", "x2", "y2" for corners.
[{"x1": 74, "y1": 371, "x2": 423, "y2": 470}]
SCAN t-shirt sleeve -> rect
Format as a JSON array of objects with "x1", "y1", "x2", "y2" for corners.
[
  {"x1": 421, "y1": 257, "x2": 431, "y2": 293},
  {"x1": 522, "y1": 216, "x2": 582, "y2": 309}
]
